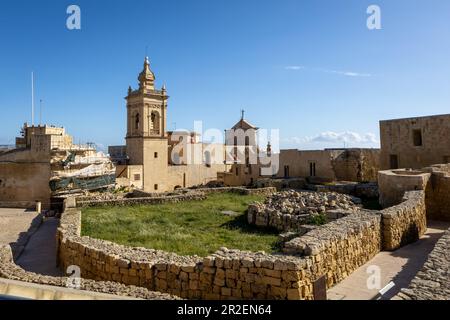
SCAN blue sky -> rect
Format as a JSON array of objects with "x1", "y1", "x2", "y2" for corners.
[{"x1": 1, "y1": 0, "x2": 449, "y2": 151}]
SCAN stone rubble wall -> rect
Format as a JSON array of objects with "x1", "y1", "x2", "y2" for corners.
[
  {"x1": 193, "y1": 187, "x2": 277, "y2": 196},
  {"x1": 378, "y1": 169, "x2": 430, "y2": 208},
  {"x1": 75, "y1": 187, "x2": 276, "y2": 208},
  {"x1": 381, "y1": 191, "x2": 427, "y2": 251},
  {"x1": 76, "y1": 192, "x2": 206, "y2": 207},
  {"x1": 331, "y1": 149, "x2": 380, "y2": 183},
  {"x1": 56, "y1": 188, "x2": 427, "y2": 300},
  {"x1": 247, "y1": 191, "x2": 360, "y2": 232},
  {"x1": 254, "y1": 178, "x2": 307, "y2": 191},
  {"x1": 0, "y1": 245, "x2": 178, "y2": 300},
  {"x1": 395, "y1": 227, "x2": 450, "y2": 300},
  {"x1": 248, "y1": 189, "x2": 426, "y2": 253},
  {"x1": 283, "y1": 211, "x2": 382, "y2": 287},
  {"x1": 57, "y1": 209, "x2": 315, "y2": 300},
  {"x1": 307, "y1": 182, "x2": 379, "y2": 199}
]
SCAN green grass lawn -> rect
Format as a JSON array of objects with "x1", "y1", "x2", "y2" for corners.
[{"x1": 81, "y1": 193, "x2": 280, "y2": 256}]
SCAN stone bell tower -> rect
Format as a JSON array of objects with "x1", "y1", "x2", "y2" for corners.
[{"x1": 125, "y1": 57, "x2": 169, "y2": 191}]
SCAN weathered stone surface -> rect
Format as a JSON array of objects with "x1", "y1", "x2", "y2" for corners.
[
  {"x1": 381, "y1": 191, "x2": 427, "y2": 250},
  {"x1": 395, "y1": 228, "x2": 450, "y2": 300},
  {"x1": 248, "y1": 190, "x2": 361, "y2": 231}
]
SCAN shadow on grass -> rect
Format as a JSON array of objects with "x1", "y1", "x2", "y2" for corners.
[{"x1": 220, "y1": 212, "x2": 283, "y2": 252}]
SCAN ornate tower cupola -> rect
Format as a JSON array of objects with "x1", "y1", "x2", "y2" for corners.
[
  {"x1": 138, "y1": 56, "x2": 156, "y2": 90},
  {"x1": 126, "y1": 56, "x2": 169, "y2": 164}
]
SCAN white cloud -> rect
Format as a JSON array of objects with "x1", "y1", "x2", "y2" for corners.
[
  {"x1": 324, "y1": 69, "x2": 372, "y2": 77},
  {"x1": 283, "y1": 65, "x2": 372, "y2": 77},
  {"x1": 282, "y1": 131, "x2": 379, "y2": 149},
  {"x1": 284, "y1": 65, "x2": 304, "y2": 71}
]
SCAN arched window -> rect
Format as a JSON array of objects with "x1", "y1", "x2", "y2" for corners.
[
  {"x1": 245, "y1": 136, "x2": 250, "y2": 146},
  {"x1": 135, "y1": 113, "x2": 140, "y2": 130},
  {"x1": 150, "y1": 111, "x2": 160, "y2": 134}
]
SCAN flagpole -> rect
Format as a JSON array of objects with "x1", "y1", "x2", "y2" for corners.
[{"x1": 31, "y1": 72, "x2": 35, "y2": 126}]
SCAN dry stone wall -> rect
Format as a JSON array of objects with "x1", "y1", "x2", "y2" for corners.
[
  {"x1": 57, "y1": 209, "x2": 314, "y2": 300},
  {"x1": 247, "y1": 191, "x2": 361, "y2": 232},
  {"x1": 395, "y1": 227, "x2": 450, "y2": 300},
  {"x1": 76, "y1": 187, "x2": 276, "y2": 208},
  {"x1": 76, "y1": 192, "x2": 206, "y2": 207},
  {"x1": 381, "y1": 191, "x2": 427, "y2": 251},
  {"x1": 283, "y1": 211, "x2": 382, "y2": 287},
  {"x1": 0, "y1": 245, "x2": 178, "y2": 300},
  {"x1": 57, "y1": 186, "x2": 427, "y2": 300}
]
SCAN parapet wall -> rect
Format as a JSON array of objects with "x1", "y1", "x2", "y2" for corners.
[{"x1": 381, "y1": 191, "x2": 427, "y2": 250}]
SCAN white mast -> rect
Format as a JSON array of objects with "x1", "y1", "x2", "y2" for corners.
[{"x1": 31, "y1": 72, "x2": 35, "y2": 126}]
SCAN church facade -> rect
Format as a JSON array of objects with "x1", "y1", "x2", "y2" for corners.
[{"x1": 114, "y1": 57, "x2": 235, "y2": 192}]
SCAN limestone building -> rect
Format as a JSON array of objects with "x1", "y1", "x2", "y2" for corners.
[
  {"x1": 276, "y1": 148, "x2": 380, "y2": 183},
  {"x1": 115, "y1": 57, "x2": 226, "y2": 192},
  {"x1": 0, "y1": 124, "x2": 113, "y2": 208},
  {"x1": 380, "y1": 114, "x2": 450, "y2": 170},
  {"x1": 220, "y1": 115, "x2": 268, "y2": 186}
]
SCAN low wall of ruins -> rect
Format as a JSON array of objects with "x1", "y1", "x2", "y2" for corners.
[
  {"x1": 76, "y1": 187, "x2": 276, "y2": 208},
  {"x1": 0, "y1": 245, "x2": 177, "y2": 300},
  {"x1": 248, "y1": 189, "x2": 427, "y2": 252},
  {"x1": 378, "y1": 169, "x2": 430, "y2": 208},
  {"x1": 56, "y1": 187, "x2": 428, "y2": 300},
  {"x1": 76, "y1": 192, "x2": 206, "y2": 207},
  {"x1": 57, "y1": 209, "x2": 316, "y2": 300},
  {"x1": 395, "y1": 227, "x2": 450, "y2": 300},
  {"x1": 193, "y1": 187, "x2": 277, "y2": 196},
  {"x1": 378, "y1": 165, "x2": 450, "y2": 222},
  {"x1": 283, "y1": 211, "x2": 382, "y2": 287},
  {"x1": 381, "y1": 191, "x2": 427, "y2": 250},
  {"x1": 425, "y1": 169, "x2": 450, "y2": 221}
]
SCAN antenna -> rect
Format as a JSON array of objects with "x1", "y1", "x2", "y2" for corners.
[{"x1": 31, "y1": 72, "x2": 35, "y2": 126}]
